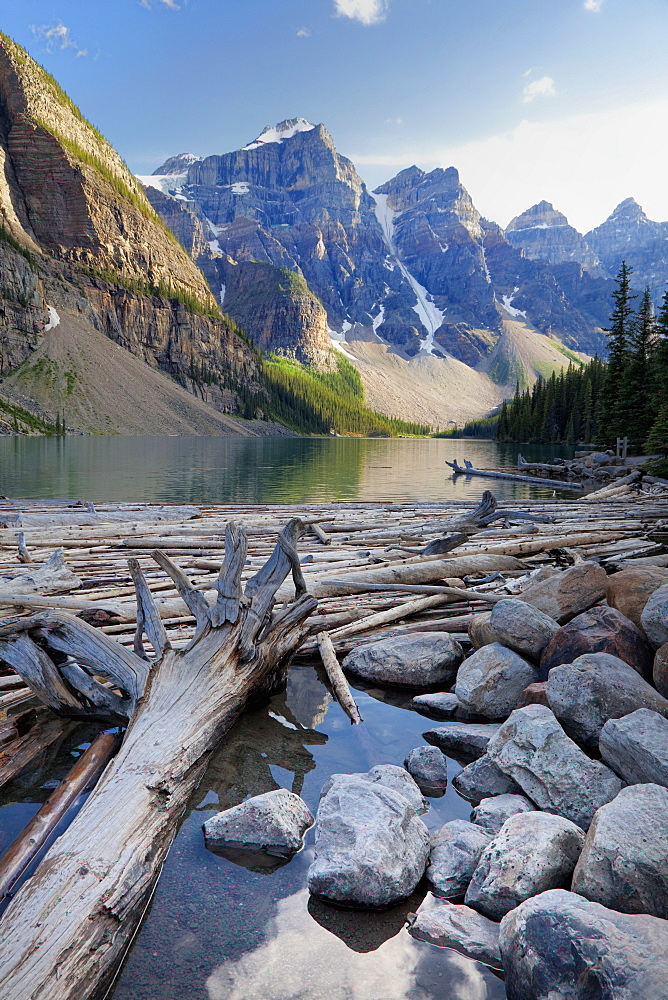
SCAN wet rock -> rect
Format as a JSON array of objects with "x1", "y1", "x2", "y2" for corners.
[
  {"x1": 404, "y1": 746, "x2": 448, "y2": 796},
  {"x1": 345, "y1": 763, "x2": 428, "y2": 815},
  {"x1": 539, "y1": 606, "x2": 653, "y2": 680},
  {"x1": 499, "y1": 888, "x2": 668, "y2": 1000},
  {"x1": 203, "y1": 788, "x2": 313, "y2": 857},
  {"x1": 427, "y1": 819, "x2": 492, "y2": 899},
  {"x1": 516, "y1": 680, "x2": 549, "y2": 707},
  {"x1": 518, "y1": 560, "x2": 607, "y2": 623},
  {"x1": 641, "y1": 583, "x2": 668, "y2": 649},
  {"x1": 411, "y1": 691, "x2": 472, "y2": 719},
  {"x1": 572, "y1": 783, "x2": 668, "y2": 919},
  {"x1": 408, "y1": 899, "x2": 502, "y2": 970},
  {"x1": 486, "y1": 704, "x2": 622, "y2": 829},
  {"x1": 545, "y1": 653, "x2": 668, "y2": 748},
  {"x1": 486, "y1": 598, "x2": 559, "y2": 659},
  {"x1": 599, "y1": 709, "x2": 668, "y2": 787},
  {"x1": 452, "y1": 754, "x2": 523, "y2": 805},
  {"x1": 606, "y1": 566, "x2": 668, "y2": 633},
  {"x1": 423, "y1": 722, "x2": 500, "y2": 763},
  {"x1": 471, "y1": 793, "x2": 536, "y2": 835},
  {"x1": 465, "y1": 811, "x2": 585, "y2": 920},
  {"x1": 341, "y1": 633, "x2": 463, "y2": 689},
  {"x1": 655, "y1": 641, "x2": 668, "y2": 698},
  {"x1": 307, "y1": 770, "x2": 430, "y2": 908},
  {"x1": 454, "y1": 643, "x2": 539, "y2": 719},
  {"x1": 468, "y1": 611, "x2": 495, "y2": 649}
]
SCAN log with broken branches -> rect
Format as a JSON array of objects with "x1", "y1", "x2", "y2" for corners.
[
  {"x1": 445, "y1": 458, "x2": 583, "y2": 489},
  {"x1": 316, "y1": 632, "x2": 362, "y2": 724},
  {"x1": 0, "y1": 518, "x2": 318, "y2": 1000}
]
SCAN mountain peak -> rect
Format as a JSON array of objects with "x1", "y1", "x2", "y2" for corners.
[
  {"x1": 506, "y1": 201, "x2": 570, "y2": 233},
  {"x1": 152, "y1": 153, "x2": 202, "y2": 176},
  {"x1": 242, "y1": 118, "x2": 317, "y2": 150},
  {"x1": 606, "y1": 197, "x2": 647, "y2": 223}
]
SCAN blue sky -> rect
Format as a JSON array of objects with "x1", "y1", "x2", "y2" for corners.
[{"x1": 1, "y1": 0, "x2": 667, "y2": 232}]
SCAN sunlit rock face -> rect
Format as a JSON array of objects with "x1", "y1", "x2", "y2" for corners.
[
  {"x1": 149, "y1": 122, "x2": 613, "y2": 368},
  {"x1": 505, "y1": 201, "x2": 604, "y2": 275},
  {"x1": 585, "y1": 198, "x2": 668, "y2": 303}
]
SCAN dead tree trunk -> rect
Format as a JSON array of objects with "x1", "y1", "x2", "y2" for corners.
[{"x1": 0, "y1": 519, "x2": 317, "y2": 1000}]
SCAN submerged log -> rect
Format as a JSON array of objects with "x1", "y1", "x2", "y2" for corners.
[{"x1": 0, "y1": 519, "x2": 317, "y2": 1000}]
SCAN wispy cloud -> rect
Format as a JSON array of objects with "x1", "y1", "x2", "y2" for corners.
[
  {"x1": 140, "y1": 0, "x2": 181, "y2": 9},
  {"x1": 30, "y1": 22, "x2": 87, "y2": 57},
  {"x1": 297, "y1": 26, "x2": 311, "y2": 37},
  {"x1": 584, "y1": 0, "x2": 604, "y2": 11},
  {"x1": 386, "y1": 116, "x2": 403, "y2": 125},
  {"x1": 522, "y1": 75, "x2": 556, "y2": 103},
  {"x1": 333, "y1": 0, "x2": 389, "y2": 26}
]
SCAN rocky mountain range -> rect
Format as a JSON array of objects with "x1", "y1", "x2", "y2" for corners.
[
  {"x1": 0, "y1": 33, "x2": 281, "y2": 435},
  {"x1": 141, "y1": 117, "x2": 668, "y2": 426}
]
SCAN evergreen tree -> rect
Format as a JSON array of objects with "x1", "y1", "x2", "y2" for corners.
[
  {"x1": 619, "y1": 287, "x2": 656, "y2": 445},
  {"x1": 598, "y1": 261, "x2": 636, "y2": 444}
]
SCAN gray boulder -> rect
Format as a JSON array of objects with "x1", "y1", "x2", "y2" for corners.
[
  {"x1": 500, "y1": 889, "x2": 668, "y2": 1000},
  {"x1": 546, "y1": 653, "x2": 668, "y2": 748},
  {"x1": 422, "y1": 722, "x2": 500, "y2": 762},
  {"x1": 452, "y1": 754, "x2": 523, "y2": 804},
  {"x1": 455, "y1": 643, "x2": 539, "y2": 719},
  {"x1": 518, "y1": 560, "x2": 607, "y2": 623},
  {"x1": 599, "y1": 709, "x2": 668, "y2": 787},
  {"x1": 427, "y1": 819, "x2": 491, "y2": 899},
  {"x1": 307, "y1": 770, "x2": 430, "y2": 907},
  {"x1": 203, "y1": 788, "x2": 313, "y2": 856},
  {"x1": 641, "y1": 583, "x2": 668, "y2": 649},
  {"x1": 408, "y1": 899, "x2": 502, "y2": 970},
  {"x1": 404, "y1": 746, "x2": 448, "y2": 795},
  {"x1": 486, "y1": 704, "x2": 622, "y2": 829},
  {"x1": 465, "y1": 811, "x2": 585, "y2": 920},
  {"x1": 487, "y1": 599, "x2": 559, "y2": 659},
  {"x1": 341, "y1": 632, "x2": 463, "y2": 688},
  {"x1": 411, "y1": 691, "x2": 467, "y2": 718},
  {"x1": 471, "y1": 793, "x2": 536, "y2": 835},
  {"x1": 572, "y1": 783, "x2": 668, "y2": 919},
  {"x1": 322, "y1": 762, "x2": 427, "y2": 814}
]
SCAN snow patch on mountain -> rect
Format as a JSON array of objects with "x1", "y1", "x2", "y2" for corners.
[
  {"x1": 243, "y1": 118, "x2": 316, "y2": 151},
  {"x1": 137, "y1": 173, "x2": 188, "y2": 197},
  {"x1": 501, "y1": 288, "x2": 527, "y2": 319},
  {"x1": 369, "y1": 192, "x2": 445, "y2": 354},
  {"x1": 44, "y1": 306, "x2": 60, "y2": 332}
]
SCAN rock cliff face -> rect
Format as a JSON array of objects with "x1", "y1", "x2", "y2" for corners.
[
  {"x1": 506, "y1": 202, "x2": 603, "y2": 275},
  {"x1": 149, "y1": 124, "x2": 611, "y2": 383},
  {"x1": 0, "y1": 33, "x2": 265, "y2": 433},
  {"x1": 585, "y1": 199, "x2": 668, "y2": 302}
]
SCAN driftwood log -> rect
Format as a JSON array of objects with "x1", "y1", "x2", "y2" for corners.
[
  {"x1": 445, "y1": 458, "x2": 583, "y2": 490},
  {"x1": 0, "y1": 518, "x2": 317, "y2": 1000}
]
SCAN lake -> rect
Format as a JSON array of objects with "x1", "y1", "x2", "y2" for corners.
[
  {"x1": 0, "y1": 434, "x2": 578, "y2": 999},
  {"x1": 0, "y1": 435, "x2": 576, "y2": 503}
]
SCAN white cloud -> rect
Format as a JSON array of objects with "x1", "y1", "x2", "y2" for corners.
[
  {"x1": 352, "y1": 97, "x2": 668, "y2": 234},
  {"x1": 584, "y1": 0, "x2": 604, "y2": 11},
  {"x1": 30, "y1": 22, "x2": 87, "y2": 57},
  {"x1": 297, "y1": 26, "x2": 311, "y2": 37},
  {"x1": 140, "y1": 0, "x2": 181, "y2": 8},
  {"x1": 333, "y1": 0, "x2": 389, "y2": 26},
  {"x1": 522, "y1": 75, "x2": 556, "y2": 103},
  {"x1": 386, "y1": 116, "x2": 403, "y2": 125}
]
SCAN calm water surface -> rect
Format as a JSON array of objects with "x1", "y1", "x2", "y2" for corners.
[
  {"x1": 0, "y1": 435, "x2": 576, "y2": 503},
  {"x1": 1, "y1": 434, "x2": 577, "y2": 998}
]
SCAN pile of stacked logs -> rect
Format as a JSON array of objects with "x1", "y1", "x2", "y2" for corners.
[{"x1": 0, "y1": 486, "x2": 667, "y2": 998}]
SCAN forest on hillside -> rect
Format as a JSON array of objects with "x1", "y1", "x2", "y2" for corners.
[{"x1": 441, "y1": 264, "x2": 668, "y2": 474}]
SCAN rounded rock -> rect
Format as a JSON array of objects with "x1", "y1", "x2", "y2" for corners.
[
  {"x1": 342, "y1": 633, "x2": 463, "y2": 689},
  {"x1": 455, "y1": 643, "x2": 539, "y2": 719}
]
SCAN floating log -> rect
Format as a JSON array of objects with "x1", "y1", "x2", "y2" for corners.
[
  {"x1": 0, "y1": 731, "x2": 121, "y2": 903},
  {"x1": 445, "y1": 458, "x2": 582, "y2": 490},
  {"x1": 0, "y1": 519, "x2": 318, "y2": 1000}
]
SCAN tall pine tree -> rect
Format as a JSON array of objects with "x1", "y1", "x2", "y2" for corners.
[
  {"x1": 619, "y1": 287, "x2": 656, "y2": 445},
  {"x1": 598, "y1": 261, "x2": 636, "y2": 444}
]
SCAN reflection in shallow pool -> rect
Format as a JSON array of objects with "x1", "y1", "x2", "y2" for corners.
[{"x1": 110, "y1": 667, "x2": 505, "y2": 1000}]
